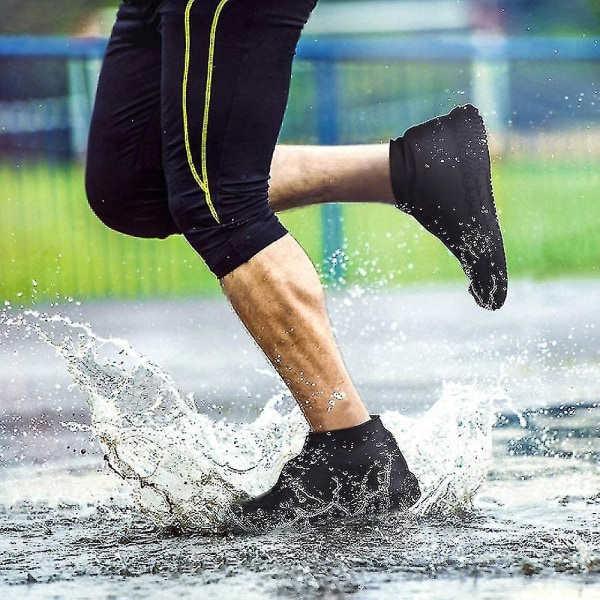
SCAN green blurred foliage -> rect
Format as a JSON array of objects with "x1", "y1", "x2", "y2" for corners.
[
  {"x1": 587, "y1": 0, "x2": 600, "y2": 28},
  {"x1": 0, "y1": 0, "x2": 116, "y2": 35},
  {"x1": 3, "y1": 1, "x2": 598, "y2": 36}
]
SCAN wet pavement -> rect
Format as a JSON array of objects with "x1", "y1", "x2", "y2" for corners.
[{"x1": 1, "y1": 279, "x2": 599, "y2": 598}]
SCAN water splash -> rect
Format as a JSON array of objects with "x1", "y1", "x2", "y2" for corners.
[
  {"x1": 4, "y1": 310, "x2": 496, "y2": 532},
  {"x1": 386, "y1": 382, "x2": 495, "y2": 517}
]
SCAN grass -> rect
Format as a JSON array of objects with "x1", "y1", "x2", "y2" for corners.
[{"x1": 1, "y1": 157, "x2": 599, "y2": 305}]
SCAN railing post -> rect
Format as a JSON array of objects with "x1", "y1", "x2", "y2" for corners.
[
  {"x1": 314, "y1": 59, "x2": 344, "y2": 283},
  {"x1": 471, "y1": 2, "x2": 510, "y2": 155}
]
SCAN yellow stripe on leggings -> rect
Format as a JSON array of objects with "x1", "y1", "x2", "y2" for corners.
[{"x1": 183, "y1": 0, "x2": 230, "y2": 224}]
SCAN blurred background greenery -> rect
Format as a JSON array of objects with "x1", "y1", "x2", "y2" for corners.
[
  {"x1": 0, "y1": 1, "x2": 113, "y2": 35},
  {"x1": 1, "y1": 0, "x2": 599, "y2": 35},
  {"x1": 1, "y1": 0, "x2": 599, "y2": 304}
]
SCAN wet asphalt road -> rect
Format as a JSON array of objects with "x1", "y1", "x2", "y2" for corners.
[{"x1": 1, "y1": 279, "x2": 599, "y2": 598}]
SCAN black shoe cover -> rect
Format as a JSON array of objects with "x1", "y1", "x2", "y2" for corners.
[
  {"x1": 229, "y1": 416, "x2": 420, "y2": 534},
  {"x1": 390, "y1": 104, "x2": 508, "y2": 310}
]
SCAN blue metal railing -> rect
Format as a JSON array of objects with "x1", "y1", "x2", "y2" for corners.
[
  {"x1": 2, "y1": 34, "x2": 599, "y2": 61},
  {"x1": 0, "y1": 36, "x2": 107, "y2": 58}
]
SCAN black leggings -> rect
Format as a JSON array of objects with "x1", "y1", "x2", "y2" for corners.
[{"x1": 86, "y1": 0, "x2": 317, "y2": 278}]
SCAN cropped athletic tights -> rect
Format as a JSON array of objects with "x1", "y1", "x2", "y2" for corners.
[{"x1": 86, "y1": 0, "x2": 317, "y2": 278}]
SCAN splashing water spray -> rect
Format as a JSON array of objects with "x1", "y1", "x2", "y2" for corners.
[{"x1": 2, "y1": 308, "x2": 497, "y2": 533}]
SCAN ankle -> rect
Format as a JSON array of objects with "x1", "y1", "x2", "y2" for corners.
[
  {"x1": 305, "y1": 400, "x2": 370, "y2": 433},
  {"x1": 389, "y1": 135, "x2": 415, "y2": 209}
]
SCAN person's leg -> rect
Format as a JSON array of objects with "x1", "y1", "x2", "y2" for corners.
[
  {"x1": 268, "y1": 107, "x2": 508, "y2": 312},
  {"x1": 159, "y1": 0, "x2": 368, "y2": 432},
  {"x1": 222, "y1": 235, "x2": 368, "y2": 431},
  {"x1": 86, "y1": 2, "x2": 176, "y2": 239},
  {"x1": 269, "y1": 144, "x2": 394, "y2": 210},
  {"x1": 157, "y1": 0, "x2": 419, "y2": 530}
]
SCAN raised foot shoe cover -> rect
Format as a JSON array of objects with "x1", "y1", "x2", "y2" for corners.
[
  {"x1": 229, "y1": 416, "x2": 421, "y2": 534},
  {"x1": 390, "y1": 104, "x2": 508, "y2": 310}
]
